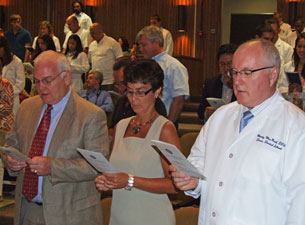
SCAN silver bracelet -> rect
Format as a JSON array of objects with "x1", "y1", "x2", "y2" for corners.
[{"x1": 124, "y1": 174, "x2": 134, "y2": 191}]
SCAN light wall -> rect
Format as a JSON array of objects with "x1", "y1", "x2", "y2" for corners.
[{"x1": 221, "y1": 0, "x2": 277, "y2": 44}]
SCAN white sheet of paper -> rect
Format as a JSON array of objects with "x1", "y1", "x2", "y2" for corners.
[
  {"x1": 0, "y1": 146, "x2": 30, "y2": 162},
  {"x1": 151, "y1": 140, "x2": 205, "y2": 179},
  {"x1": 206, "y1": 97, "x2": 226, "y2": 109},
  {"x1": 77, "y1": 148, "x2": 119, "y2": 173}
]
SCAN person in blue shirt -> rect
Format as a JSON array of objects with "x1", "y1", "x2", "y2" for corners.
[
  {"x1": 78, "y1": 70, "x2": 113, "y2": 112},
  {"x1": 5, "y1": 14, "x2": 32, "y2": 62}
]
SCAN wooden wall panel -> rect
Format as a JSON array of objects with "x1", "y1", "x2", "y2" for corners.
[
  {"x1": 1, "y1": 0, "x2": 221, "y2": 97},
  {"x1": 277, "y1": 0, "x2": 305, "y2": 25}
]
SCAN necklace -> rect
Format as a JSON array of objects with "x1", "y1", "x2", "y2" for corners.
[{"x1": 131, "y1": 113, "x2": 157, "y2": 134}]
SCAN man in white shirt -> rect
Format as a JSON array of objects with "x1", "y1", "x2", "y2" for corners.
[
  {"x1": 170, "y1": 39, "x2": 305, "y2": 225},
  {"x1": 136, "y1": 25, "x2": 189, "y2": 126},
  {"x1": 255, "y1": 23, "x2": 288, "y2": 93},
  {"x1": 88, "y1": 23, "x2": 123, "y2": 91},
  {"x1": 150, "y1": 14, "x2": 174, "y2": 56},
  {"x1": 64, "y1": 0, "x2": 92, "y2": 34},
  {"x1": 62, "y1": 16, "x2": 91, "y2": 53},
  {"x1": 287, "y1": 17, "x2": 305, "y2": 49},
  {"x1": 266, "y1": 18, "x2": 293, "y2": 65},
  {"x1": 273, "y1": 11, "x2": 292, "y2": 43}
]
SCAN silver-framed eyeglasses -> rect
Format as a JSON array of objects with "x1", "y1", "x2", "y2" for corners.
[
  {"x1": 227, "y1": 66, "x2": 274, "y2": 78},
  {"x1": 34, "y1": 71, "x2": 66, "y2": 86},
  {"x1": 126, "y1": 88, "x2": 152, "y2": 97}
]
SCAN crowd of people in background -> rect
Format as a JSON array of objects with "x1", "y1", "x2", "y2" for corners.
[{"x1": 0, "y1": 1, "x2": 304, "y2": 224}]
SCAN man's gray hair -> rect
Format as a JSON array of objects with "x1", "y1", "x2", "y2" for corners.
[
  {"x1": 89, "y1": 70, "x2": 103, "y2": 85},
  {"x1": 34, "y1": 50, "x2": 71, "y2": 77},
  {"x1": 240, "y1": 39, "x2": 281, "y2": 69},
  {"x1": 136, "y1": 25, "x2": 164, "y2": 47}
]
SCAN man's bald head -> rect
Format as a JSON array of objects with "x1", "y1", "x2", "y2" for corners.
[{"x1": 90, "y1": 23, "x2": 104, "y2": 42}]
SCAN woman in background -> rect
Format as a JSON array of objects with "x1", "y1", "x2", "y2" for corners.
[
  {"x1": 31, "y1": 34, "x2": 56, "y2": 61},
  {"x1": 118, "y1": 36, "x2": 129, "y2": 55},
  {"x1": 283, "y1": 32, "x2": 305, "y2": 109},
  {"x1": 32, "y1": 21, "x2": 61, "y2": 52},
  {"x1": 0, "y1": 36, "x2": 25, "y2": 114},
  {"x1": 95, "y1": 59, "x2": 180, "y2": 225},
  {"x1": 65, "y1": 34, "x2": 89, "y2": 92}
]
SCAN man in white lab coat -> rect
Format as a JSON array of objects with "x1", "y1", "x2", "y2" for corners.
[{"x1": 170, "y1": 39, "x2": 305, "y2": 225}]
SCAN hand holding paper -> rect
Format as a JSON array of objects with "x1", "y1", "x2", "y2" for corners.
[
  {"x1": 151, "y1": 140, "x2": 205, "y2": 179},
  {"x1": 77, "y1": 148, "x2": 119, "y2": 173}
]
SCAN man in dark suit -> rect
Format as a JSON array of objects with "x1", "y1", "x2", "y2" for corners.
[
  {"x1": 197, "y1": 44, "x2": 237, "y2": 122},
  {"x1": 3, "y1": 50, "x2": 109, "y2": 225}
]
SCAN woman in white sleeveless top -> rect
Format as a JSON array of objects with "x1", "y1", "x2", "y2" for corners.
[{"x1": 95, "y1": 59, "x2": 181, "y2": 225}]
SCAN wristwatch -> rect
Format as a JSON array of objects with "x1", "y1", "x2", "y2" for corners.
[{"x1": 124, "y1": 174, "x2": 134, "y2": 191}]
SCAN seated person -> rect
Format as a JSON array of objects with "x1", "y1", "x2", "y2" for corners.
[
  {"x1": 110, "y1": 59, "x2": 167, "y2": 130},
  {"x1": 197, "y1": 43, "x2": 237, "y2": 122},
  {"x1": 78, "y1": 70, "x2": 113, "y2": 112}
]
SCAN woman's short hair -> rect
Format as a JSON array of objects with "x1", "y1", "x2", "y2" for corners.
[{"x1": 124, "y1": 59, "x2": 164, "y2": 91}]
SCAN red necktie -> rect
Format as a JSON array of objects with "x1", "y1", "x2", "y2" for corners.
[{"x1": 22, "y1": 105, "x2": 53, "y2": 202}]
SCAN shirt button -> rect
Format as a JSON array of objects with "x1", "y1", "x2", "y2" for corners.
[
  {"x1": 212, "y1": 212, "x2": 216, "y2": 217},
  {"x1": 229, "y1": 153, "x2": 233, "y2": 158},
  {"x1": 219, "y1": 181, "x2": 223, "y2": 187}
]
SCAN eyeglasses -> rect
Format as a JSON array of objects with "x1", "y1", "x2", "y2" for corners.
[
  {"x1": 219, "y1": 61, "x2": 232, "y2": 67},
  {"x1": 125, "y1": 88, "x2": 152, "y2": 97},
  {"x1": 227, "y1": 66, "x2": 274, "y2": 78},
  {"x1": 34, "y1": 71, "x2": 65, "y2": 86}
]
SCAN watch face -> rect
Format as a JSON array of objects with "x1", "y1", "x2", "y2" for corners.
[{"x1": 124, "y1": 185, "x2": 132, "y2": 191}]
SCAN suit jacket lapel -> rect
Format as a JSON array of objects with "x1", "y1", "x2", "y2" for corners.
[{"x1": 47, "y1": 91, "x2": 76, "y2": 158}]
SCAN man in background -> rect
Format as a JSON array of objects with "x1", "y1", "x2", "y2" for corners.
[
  {"x1": 64, "y1": 0, "x2": 92, "y2": 34},
  {"x1": 62, "y1": 15, "x2": 91, "y2": 53},
  {"x1": 150, "y1": 14, "x2": 174, "y2": 56},
  {"x1": 136, "y1": 25, "x2": 189, "y2": 127},
  {"x1": 273, "y1": 11, "x2": 292, "y2": 42},
  {"x1": 197, "y1": 44, "x2": 237, "y2": 122},
  {"x1": 89, "y1": 23, "x2": 123, "y2": 91},
  {"x1": 5, "y1": 14, "x2": 32, "y2": 62},
  {"x1": 78, "y1": 70, "x2": 113, "y2": 113}
]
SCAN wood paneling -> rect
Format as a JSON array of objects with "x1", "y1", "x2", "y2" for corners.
[
  {"x1": 277, "y1": 0, "x2": 305, "y2": 25},
  {"x1": 1, "y1": 0, "x2": 221, "y2": 97}
]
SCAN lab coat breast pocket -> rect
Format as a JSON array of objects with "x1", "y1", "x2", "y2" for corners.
[{"x1": 240, "y1": 146, "x2": 281, "y2": 184}]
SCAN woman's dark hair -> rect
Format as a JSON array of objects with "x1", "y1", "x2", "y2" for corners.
[
  {"x1": 0, "y1": 36, "x2": 13, "y2": 66},
  {"x1": 65, "y1": 34, "x2": 83, "y2": 59},
  {"x1": 119, "y1": 36, "x2": 129, "y2": 52},
  {"x1": 124, "y1": 59, "x2": 164, "y2": 91},
  {"x1": 293, "y1": 32, "x2": 305, "y2": 79},
  {"x1": 32, "y1": 34, "x2": 56, "y2": 61}
]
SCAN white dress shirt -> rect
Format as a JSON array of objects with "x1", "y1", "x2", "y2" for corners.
[
  {"x1": 287, "y1": 28, "x2": 305, "y2": 49},
  {"x1": 278, "y1": 22, "x2": 292, "y2": 43},
  {"x1": 275, "y1": 38, "x2": 293, "y2": 65},
  {"x1": 64, "y1": 12, "x2": 93, "y2": 34},
  {"x1": 186, "y1": 90, "x2": 305, "y2": 225},
  {"x1": 161, "y1": 27, "x2": 174, "y2": 56},
  {"x1": 88, "y1": 34, "x2": 123, "y2": 85}
]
